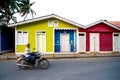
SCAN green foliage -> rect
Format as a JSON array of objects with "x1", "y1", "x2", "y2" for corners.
[
  {"x1": 0, "y1": 0, "x2": 36, "y2": 24},
  {"x1": 19, "y1": 0, "x2": 36, "y2": 20}
]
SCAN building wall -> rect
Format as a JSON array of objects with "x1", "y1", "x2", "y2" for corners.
[
  {"x1": 16, "y1": 20, "x2": 53, "y2": 53},
  {"x1": 86, "y1": 32, "x2": 90, "y2": 51},
  {"x1": 55, "y1": 30, "x2": 76, "y2": 52},
  {"x1": 79, "y1": 23, "x2": 118, "y2": 52},
  {"x1": 0, "y1": 29, "x2": 1, "y2": 53},
  {"x1": 85, "y1": 23, "x2": 117, "y2": 32},
  {"x1": 16, "y1": 18, "x2": 78, "y2": 54},
  {"x1": 100, "y1": 33, "x2": 112, "y2": 51},
  {"x1": 1, "y1": 27, "x2": 14, "y2": 52}
]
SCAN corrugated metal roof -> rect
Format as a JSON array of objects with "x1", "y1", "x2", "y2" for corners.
[{"x1": 108, "y1": 21, "x2": 120, "y2": 28}]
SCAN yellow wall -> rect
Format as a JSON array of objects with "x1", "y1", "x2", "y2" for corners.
[
  {"x1": 16, "y1": 18, "x2": 78, "y2": 54},
  {"x1": 59, "y1": 20, "x2": 78, "y2": 28}
]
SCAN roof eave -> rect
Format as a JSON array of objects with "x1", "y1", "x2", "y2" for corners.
[
  {"x1": 8, "y1": 14, "x2": 84, "y2": 28},
  {"x1": 85, "y1": 20, "x2": 118, "y2": 30}
]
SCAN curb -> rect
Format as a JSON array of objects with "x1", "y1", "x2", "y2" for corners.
[
  {"x1": 0, "y1": 54, "x2": 120, "y2": 60},
  {"x1": 0, "y1": 56, "x2": 17, "y2": 60}
]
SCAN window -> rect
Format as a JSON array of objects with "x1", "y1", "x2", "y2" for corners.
[
  {"x1": 48, "y1": 20, "x2": 58, "y2": 27},
  {"x1": 54, "y1": 20, "x2": 58, "y2": 27},
  {"x1": 114, "y1": 34, "x2": 119, "y2": 36},
  {"x1": 48, "y1": 20, "x2": 53, "y2": 27},
  {"x1": 17, "y1": 31, "x2": 28, "y2": 45},
  {"x1": 79, "y1": 34, "x2": 85, "y2": 36}
]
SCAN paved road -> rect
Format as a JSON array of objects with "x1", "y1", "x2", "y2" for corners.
[{"x1": 0, "y1": 57, "x2": 120, "y2": 80}]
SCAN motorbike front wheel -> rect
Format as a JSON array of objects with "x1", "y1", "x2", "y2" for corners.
[
  {"x1": 38, "y1": 58, "x2": 49, "y2": 69},
  {"x1": 17, "y1": 59, "x2": 28, "y2": 69}
]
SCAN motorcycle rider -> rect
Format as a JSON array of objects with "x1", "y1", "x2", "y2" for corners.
[{"x1": 25, "y1": 44, "x2": 35, "y2": 66}]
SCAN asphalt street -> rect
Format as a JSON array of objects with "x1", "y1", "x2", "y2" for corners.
[{"x1": 0, "y1": 57, "x2": 120, "y2": 80}]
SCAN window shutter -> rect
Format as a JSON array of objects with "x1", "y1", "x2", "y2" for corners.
[
  {"x1": 17, "y1": 31, "x2": 23, "y2": 45},
  {"x1": 23, "y1": 31, "x2": 28, "y2": 44}
]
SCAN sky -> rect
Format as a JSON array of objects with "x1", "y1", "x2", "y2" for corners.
[{"x1": 16, "y1": 0, "x2": 120, "y2": 25}]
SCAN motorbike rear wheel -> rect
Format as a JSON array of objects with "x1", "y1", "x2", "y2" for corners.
[
  {"x1": 38, "y1": 58, "x2": 49, "y2": 69},
  {"x1": 18, "y1": 59, "x2": 28, "y2": 69}
]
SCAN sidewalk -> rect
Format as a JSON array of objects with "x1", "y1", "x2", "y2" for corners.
[
  {"x1": 0, "y1": 52, "x2": 120, "y2": 60},
  {"x1": 0, "y1": 52, "x2": 16, "y2": 60}
]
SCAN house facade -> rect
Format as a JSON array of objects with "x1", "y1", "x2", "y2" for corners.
[
  {"x1": 78, "y1": 20, "x2": 120, "y2": 53},
  {"x1": 8, "y1": 14, "x2": 120, "y2": 55},
  {"x1": 9, "y1": 14, "x2": 83, "y2": 55},
  {"x1": 0, "y1": 24, "x2": 15, "y2": 54}
]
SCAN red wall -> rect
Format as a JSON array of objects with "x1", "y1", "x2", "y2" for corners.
[
  {"x1": 85, "y1": 23, "x2": 117, "y2": 32},
  {"x1": 79, "y1": 23, "x2": 118, "y2": 52},
  {"x1": 86, "y1": 32, "x2": 89, "y2": 51},
  {"x1": 79, "y1": 23, "x2": 118, "y2": 32}
]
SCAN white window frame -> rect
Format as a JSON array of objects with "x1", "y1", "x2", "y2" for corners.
[
  {"x1": 16, "y1": 31, "x2": 28, "y2": 45},
  {"x1": 48, "y1": 20, "x2": 58, "y2": 27},
  {"x1": 54, "y1": 20, "x2": 58, "y2": 27},
  {"x1": 48, "y1": 20, "x2": 53, "y2": 27}
]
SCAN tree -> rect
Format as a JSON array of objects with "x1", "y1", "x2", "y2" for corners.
[
  {"x1": 19, "y1": 0, "x2": 36, "y2": 20},
  {"x1": 0, "y1": 0, "x2": 36, "y2": 24},
  {"x1": 0, "y1": 0, "x2": 16, "y2": 24}
]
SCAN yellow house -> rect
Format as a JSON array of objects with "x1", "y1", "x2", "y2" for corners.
[{"x1": 9, "y1": 14, "x2": 84, "y2": 55}]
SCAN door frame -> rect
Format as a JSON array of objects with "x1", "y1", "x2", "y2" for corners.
[
  {"x1": 36, "y1": 31, "x2": 46, "y2": 52},
  {"x1": 60, "y1": 33, "x2": 70, "y2": 52}
]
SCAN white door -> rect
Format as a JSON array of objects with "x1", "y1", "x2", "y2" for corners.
[
  {"x1": 114, "y1": 33, "x2": 120, "y2": 52},
  {"x1": 90, "y1": 33, "x2": 99, "y2": 52},
  {"x1": 61, "y1": 34, "x2": 70, "y2": 52},
  {"x1": 78, "y1": 33, "x2": 86, "y2": 52},
  {"x1": 36, "y1": 31, "x2": 46, "y2": 52}
]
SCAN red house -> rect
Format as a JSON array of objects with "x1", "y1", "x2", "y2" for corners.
[{"x1": 78, "y1": 20, "x2": 120, "y2": 53}]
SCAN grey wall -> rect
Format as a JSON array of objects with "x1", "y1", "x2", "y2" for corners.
[{"x1": 0, "y1": 30, "x2": 1, "y2": 53}]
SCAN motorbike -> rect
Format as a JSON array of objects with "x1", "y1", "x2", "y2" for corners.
[{"x1": 17, "y1": 52, "x2": 49, "y2": 69}]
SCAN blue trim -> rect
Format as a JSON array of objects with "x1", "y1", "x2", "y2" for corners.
[{"x1": 54, "y1": 30, "x2": 76, "y2": 52}]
